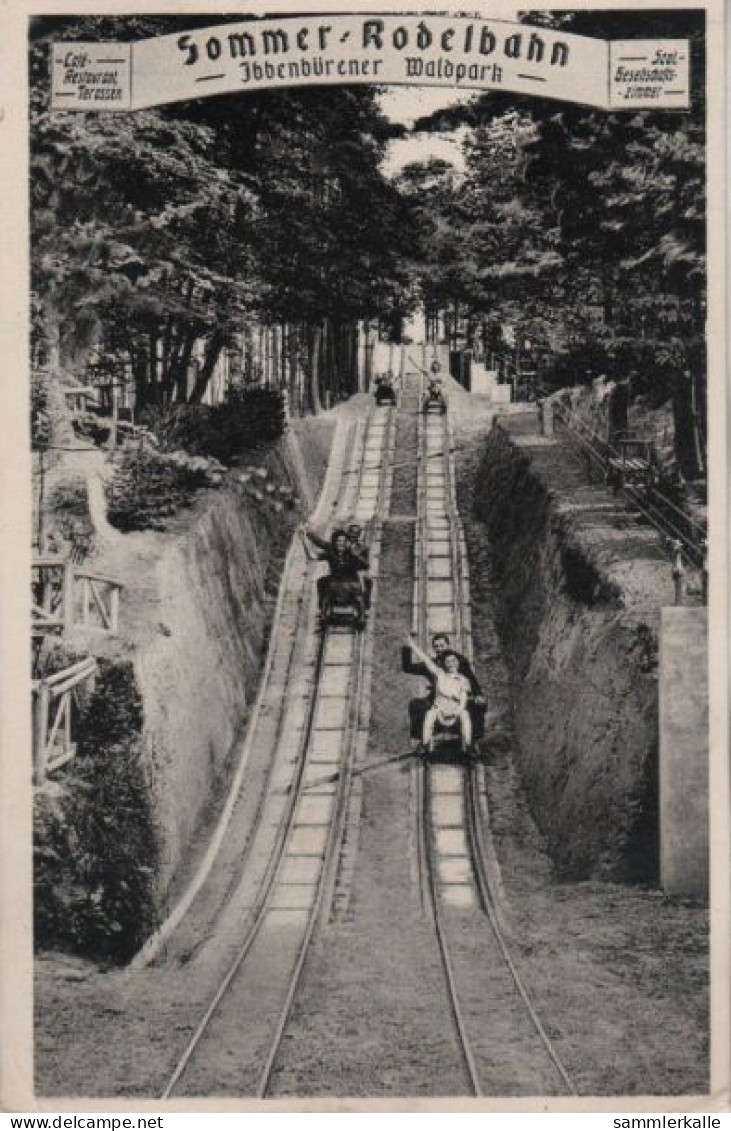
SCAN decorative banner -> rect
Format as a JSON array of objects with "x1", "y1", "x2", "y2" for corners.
[{"x1": 51, "y1": 15, "x2": 691, "y2": 113}]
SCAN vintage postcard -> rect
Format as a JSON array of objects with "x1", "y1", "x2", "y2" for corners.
[{"x1": 0, "y1": 0, "x2": 727, "y2": 1113}]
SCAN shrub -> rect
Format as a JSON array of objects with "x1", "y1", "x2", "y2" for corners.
[
  {"x1": 31, "y1": 369, "x2": 52, "y2": 450},
  {"x1": 33, "y1": 641, "x2": 87, "y2": 681},
  {"x1": 140, "y1": 389, "x2": 286, "y2": 466},
  {"x1": 33, "y1": 660, "x2": 159, "y2": 964},
  {"x1": 542, "y1": 333, "x2": 692, "y2": 406},
  {"x1": 106, "y1": 447, "x2": 208, "y2": 532},
  {"x1": 73, "y1": 415, "x2": 112, "y2": 446},
  {"x1": 47, "y1": 478, "x2": 95, "y2": 558}
]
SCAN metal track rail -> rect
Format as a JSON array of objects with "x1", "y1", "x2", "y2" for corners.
[
  {"x1": 420, "y1": 763, "x2": 483, "y2": 1097},
  {"x1": 463, "y1": 768, "x2": 575, "y2": 1093},
  {"x1": 256, "y1": 623, "x2": 368, "y2": 1097},
  {"x1": 161, "y1": 407, "x2": 395, "y2": 1099},
  {"x1": 258, "y1": 406, "x2": 396, "y2": 1097},
  {"x1": 411, "y1": 364, "x2": 483, "y2": 1095},
  {"x1": 414, "y1": 370, "x2": 576, "y2": 1095},
  {"x1": 161, "y1": 628, "x2": 329, "y2": 1099}
]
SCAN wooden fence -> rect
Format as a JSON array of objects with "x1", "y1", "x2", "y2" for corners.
[
  {"x1": 32, "y1": 558, "x2": 122, "y2": 638},
  {"x1": 32, "y1": 656, "x2": 97, "y2": 784}
]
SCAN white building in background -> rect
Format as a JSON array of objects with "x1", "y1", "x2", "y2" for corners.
[{"x1": 402, "y1": 309, "x2": 427, "y2": 344}]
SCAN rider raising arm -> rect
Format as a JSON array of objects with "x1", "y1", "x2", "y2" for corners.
[
  {"x1": 301, "y1": 526, "x2": 331, "y2": 557},
  {"x1": 405, "y1": 637, "x2": 468, "y2": 712},
  {"x1": 406, "y1": 635, "x2": 472, "y2": 754}
]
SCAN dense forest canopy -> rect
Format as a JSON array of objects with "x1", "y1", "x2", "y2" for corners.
[
  {"x1": 402, "y1": 8, "x2": 705, "y2": 473},
  {"x1": 30, "y1": 10, "x2": 706, "y2": 471},
  {"x1": 30, "y1": 14, "x2": 415, "y2": 411}
]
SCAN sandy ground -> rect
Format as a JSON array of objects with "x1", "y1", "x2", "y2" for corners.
[{"x1": 33, "y1": 386, "x2": 708, "y2": 1102}]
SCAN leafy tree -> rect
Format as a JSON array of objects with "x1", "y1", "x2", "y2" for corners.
[
  {"x1": 400, "y1": 9, "x2": 706, "y2": 471},
  {"x1": 30, "y1": 15, "x2": 415, "y2": 414}
]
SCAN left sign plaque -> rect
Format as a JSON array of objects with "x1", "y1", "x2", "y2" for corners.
[{"x1": 51, "y1": 43, "x2": 132, "y2": 110}]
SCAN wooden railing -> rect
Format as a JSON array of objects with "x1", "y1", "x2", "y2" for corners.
[
  {"x1": 551, "y1": 405, "x2": 707, "y2": 572},
  {"x1": 32, "y1": 656, "x2": 97, "y2": 784},
  {"x1": 75, "y1": 569, "x2": 121, "y2": 631},
  {"x1": 31, "y1": 558, "x2": 70, "y2": 636},
  {"x1": 32, "y1": 558, "x2": 122, "y2": 637}
]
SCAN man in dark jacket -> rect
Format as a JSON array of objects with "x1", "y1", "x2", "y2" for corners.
[{"x1": 346, "y1": 523, "x2": 372, "y2": 611}]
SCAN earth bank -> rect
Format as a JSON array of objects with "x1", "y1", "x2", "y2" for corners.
[
  {"x1": 471, "y1": 417, "x2": 667, "y2": 880},
  {"x1": 33, "y1": 413, "x2": 335, "y2": 944}
]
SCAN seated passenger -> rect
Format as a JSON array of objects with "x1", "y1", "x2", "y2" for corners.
[
  {"x1": 406, "y1": 637, "x2": 472, "y2": 755},
  {"x1": 402, "y1": 632, "x2": 484, "y2": 696},
  {"x1": 374, "y1": 375, "x2": 397, "y2": 405},
  {"x1": 424, "y1": 377, "x2": 446, "y2": 413},
  {"x1": 302, "y1": 526, "x2": 367, "y2": 626},
  {"x1": 402, "y1": 633, "x2": 486, "y2": 741},
  {"x1": 346, "y1": 523, "x2": 372, "y2": 612}
]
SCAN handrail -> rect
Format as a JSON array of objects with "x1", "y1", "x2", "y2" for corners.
[
  {"x1": 552, "y1": 406, "x2": 706, "y2": 567},
  {"x1": 33, "y1": 656, "x2": 98, "y2": 784},
  {"x1": 555, "y1": 403, "x2": 707, "y2": 534},
  {"x1": 32, "y1": 558, "x2": 123, "y2": 636},
  {"x1": 32, "y1": 556, "x2": 68, "y2": 569},
  {"x1": 45, "y1": 656, "x2": 97, "y2": 691},
  {"x1": 74, "y1": 569, "x2": 124, "y2": 587}
]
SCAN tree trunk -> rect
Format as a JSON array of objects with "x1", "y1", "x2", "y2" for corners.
[
  {"x1": 148, "y1": 331, "x2": 160, "y2": 404},
  {"x1": 264, "y1": 324, "x2": 271, "y2": 387},
  {"x1": 171, "y1": 333, "x2": 196, "y2": 403},
  {"x1": 285, "y1": 324, "x2": 298, "y2": 412},
  {"x1": 451, "y1": 301, "x2": 460, "y2": 350},
  {"x1": 332, "y1": 321, "x2": 342, "y2": 402},
  {"x1": 351, "y1": 323, "x2": 358, "y2": 394},
  {"x1": 188, "y1": 331, "x2": 225, "y2": 404},
  {"x1": 322, "y1": 318, "x2": 332, "y2": 408},
  {"x1": 161, "y1": 316, "x2": 174, "y2": 389},
  {"x1": 273, "y1": 325, "x2": 279, "y2": 388},
  {"x1": 130, "y1": 340, "x2": 150, "y2": 410},
  {"x1": 602, "y1": 273, "x2": 614, "y2": 328},
  {"x1": 308, "y1": 324, "x2": 323, "y2": 416},
  {"x1": 672, "y1": 367, "x2": 703, "y2": 481},
  {"x1": 690, "y1": 367, "x2": 706, "y2": 477},
  {"x1": 45, "y1": 309, "x2": 61, "y2": 374},
  {"x1": 361, "y1": 321, "x2": 370, "y2": 392}
]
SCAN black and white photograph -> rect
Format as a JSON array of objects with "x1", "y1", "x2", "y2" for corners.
[{"x1": 0, "y1": 0, "x2": 727, "y2": 1111}]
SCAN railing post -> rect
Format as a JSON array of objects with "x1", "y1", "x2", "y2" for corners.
[
  {"x1": 34, "y1": 681, "x2": 50, "y2": 786},
  {"x1": 65, "y1": 687, "x2": 75, "y2": 757},
  {"x1": 110, "y1": 380, "x2": 119, "y2": 450},
  {"x1": 669, "y1": 539, "x2": 685, "y2": 606},
  {"x1": 82, "y1": 577, "x2": 90, "y2": 626},
  {"x1": 41, "y1": 566, "x2": 53, "y2": 615},
  {"x1": 62, "y1": 561, "x2": 75, "y2": 631},
  {"x1": 540, "y1": 399, "x2": 554, "y2": 438},
  {"x1": 110, "y1": 584, "x2": 120, "y2": 632},
  {"x1": 701, "y1": 539, "x2": 708, "y2": 606}
]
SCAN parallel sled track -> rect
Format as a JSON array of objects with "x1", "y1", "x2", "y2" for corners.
[
  {"x1": 161, "y1": 406, "x2": 395, "y2": 1098},
  {"x1": 410, "y1": 350, "x2": 576, "y2": 1096}
]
